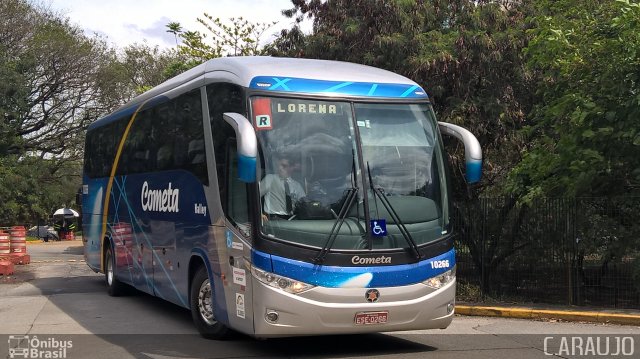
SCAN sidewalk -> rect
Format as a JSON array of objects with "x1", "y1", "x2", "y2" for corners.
[{"x1": 456, "y1": 302, "x2": 640, "y2": 326}]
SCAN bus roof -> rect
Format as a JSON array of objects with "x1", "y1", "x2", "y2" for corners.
[{"x1": 90, "y1": 57, "x2": 428, "y2": 130}]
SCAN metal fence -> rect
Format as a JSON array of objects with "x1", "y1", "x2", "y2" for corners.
[{"x1": 453, "y1": 197, "x2": 640, "y2": 309}]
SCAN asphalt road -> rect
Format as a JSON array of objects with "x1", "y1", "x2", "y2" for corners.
[{"x1": 1, "y1": 240, "x2": 639, "y2": 359}]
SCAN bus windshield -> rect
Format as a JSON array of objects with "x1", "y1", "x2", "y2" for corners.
[{"x1": 252, "y1": 97, "x2": 448, "y2": 251}]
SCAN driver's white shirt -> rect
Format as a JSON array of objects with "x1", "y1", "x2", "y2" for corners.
[{"x1": 259, "y1": 174, "x2": 306, "y2": 215}]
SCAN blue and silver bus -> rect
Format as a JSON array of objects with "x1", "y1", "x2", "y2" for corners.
[{"x1": 81, "y1": 57, "x2": 482, "y2": 338}]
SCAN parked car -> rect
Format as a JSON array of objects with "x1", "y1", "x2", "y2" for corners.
[{"x1": 27, "y1": 226, "x2": 59, "y2": 242}]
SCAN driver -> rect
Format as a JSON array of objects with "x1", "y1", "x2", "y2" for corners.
[{"x1": 260, "y1": 154, "x2": 305, "y2": 220}]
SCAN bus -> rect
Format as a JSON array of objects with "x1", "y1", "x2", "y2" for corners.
[{"x1": 81, "y1": 56, "x2": 482, "y2": 339}]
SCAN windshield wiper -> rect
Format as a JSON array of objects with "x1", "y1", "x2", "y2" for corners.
[
  {"x1": 367, "y1": 163, "x2": 422, "y2": 261},
  {"x1": 314, "y1": 188, "x2": 357, "y2": 264},
  {"x1": 314, "y1": 151, "x2": 360, "y2": 264}
]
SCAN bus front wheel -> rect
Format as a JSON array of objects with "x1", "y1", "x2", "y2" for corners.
[{"x1": 190, "y1": 266, "x2": 229, "y2": 339}]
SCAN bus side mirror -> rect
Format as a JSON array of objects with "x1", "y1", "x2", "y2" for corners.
[
  {"x1": 438, "y1": 122, "x2": 482, "y2": 184},
  {"x1": 223, "y1": 112, "x2": 258, "y2": 183}
]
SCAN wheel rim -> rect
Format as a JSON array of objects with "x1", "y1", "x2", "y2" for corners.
[
  {"x1": 198, "y1": 279, "x2": 216, "y2": 325},
  {"x1": 107, "y1": 253, "x2": 113, "y2": 286}
]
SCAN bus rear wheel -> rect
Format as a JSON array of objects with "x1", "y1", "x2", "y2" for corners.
[
  {"x1": 190, "y1": 266, "x2": 229, "y2": 339},
  {"x1": 105, "y1": 245, "x2": 125, "y2": 296}
]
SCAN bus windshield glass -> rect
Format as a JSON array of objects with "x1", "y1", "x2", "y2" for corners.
[{"x1": 252, "y1": 97, "x2": 448, "y2": 251}]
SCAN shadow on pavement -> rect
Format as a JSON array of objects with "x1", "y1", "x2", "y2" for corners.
[{"x1": 14, "y1": 271, "x2": 435, "y2": 358}]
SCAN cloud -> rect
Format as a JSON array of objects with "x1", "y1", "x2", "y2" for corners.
[
  {"x1": 123, "y1": 16, "x2": 176, "y2": 48},
  {"x1": 48, "y1": 0, "x2": 307, "y2": 50}
]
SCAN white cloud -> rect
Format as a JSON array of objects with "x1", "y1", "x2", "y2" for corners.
[{"x1": 44, "y1": 0, "x2": 303, "y2": 49}]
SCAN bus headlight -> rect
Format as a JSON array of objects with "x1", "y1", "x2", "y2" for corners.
[
  {"x1": 251, "y1": 266, "x2": 314, "y2": 294},
  {"x1": 423, "y1": 265, "x2": 456, "y2": 289}
]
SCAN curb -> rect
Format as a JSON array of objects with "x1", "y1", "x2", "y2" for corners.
[
  {"x1": 30, "y1": 259, "x2": 85, "y2": 263},
  {"x1": 27, "y1": 240, "x2": 83, "y2": 246},
  {"x1": 456, "y1": 305, "x2": 640, "y2": 326}
]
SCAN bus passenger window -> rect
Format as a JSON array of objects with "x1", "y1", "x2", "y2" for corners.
[
  {"x1": 156, "y1": 144, "x2": 173, "y2": 170},
  {"x1": 174, "y1": 89, "x2": 208, "y2": 185}
]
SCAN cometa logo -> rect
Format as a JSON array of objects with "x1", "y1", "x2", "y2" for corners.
[
  {"x1": 351, "y1": 255, "x2": 392, "y2": 265},
  {"x1": 141, "y1": 181, "x2": 180, "y2": 213}
]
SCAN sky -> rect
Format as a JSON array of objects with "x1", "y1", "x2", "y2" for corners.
[{"x1": 43, "y1": 0, "x2": 306, "y2": 50}]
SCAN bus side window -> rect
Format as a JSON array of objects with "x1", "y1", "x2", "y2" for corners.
[
  {"x1": 96, "y1": 119, "x2": 124, "y2": 177},
  {"x1": 177, "y1": 90, "x2": 208, "y2": 184},
  {"x1": 119, "y1": 108, "x2": 154, "y2": 175},
  {"x1": 207, "y1": 83, "x2": 250, "y2": 234}
]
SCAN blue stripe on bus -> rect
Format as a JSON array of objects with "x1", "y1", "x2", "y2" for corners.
[
  {"x1": 238, "y1": 154, "x2": 257, "y2": 183},
  {"x1": 249, "y1": 76, "x2": 429, "y2": 99},
  {"x1": 466, "y1": 159, "x2": 483, "y2": 184},
  {"x1": 251, "y1": 250, "x2": 273, "y2": 272},
  {"x1": 251, "y1": 248, "x2": 455, "y2": 288}
]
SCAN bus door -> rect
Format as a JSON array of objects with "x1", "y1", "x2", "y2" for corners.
[{"x1": 223, "y1": 143, "x2": 254, "y2": 333}]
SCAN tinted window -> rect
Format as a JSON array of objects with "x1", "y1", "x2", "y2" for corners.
[
  {"x1": 114, "y1": 89, "x2": 208, "y2": 184},
  {"x1": 85, "y1": 118, "x2": 125, "y2": 178},
  {"x1": 207, "y1": 83, "x2": 246, "y2": 200}
]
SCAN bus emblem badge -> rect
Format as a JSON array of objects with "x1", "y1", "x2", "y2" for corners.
[{"x1": 365, "y1": 289, "x2": 380, "y2": 302}]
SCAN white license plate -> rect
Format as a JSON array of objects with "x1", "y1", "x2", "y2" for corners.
[{"x1": 354, "y1": 311, "x2": 388, "y2": 325}]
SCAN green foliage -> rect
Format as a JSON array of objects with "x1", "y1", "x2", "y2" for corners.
[
  {"x1": 0, "y1": 1, "x2": 181, "y2": 226},
  {"x1": 0, "y1": 0, "x2": 113, "y2": 159},
  {"x1": 508, "y1": 0, "x2": 640, "y2": 199},
  {"x1": 167, "y1": 16, "x2": 277, "y2": 66},
  {"x1": 166, "y1": 21, "x2": 182, "y2": 46},
  {"x1": 0, "y1": 0, "x2": 107, "y2": 225},
  {"x1": 0, "y1": 3, "x2": 273, "y2": 227},
  {"x1": 100, "y1": 43, "x2": 188, "y2": 102},
  {"x1": 0, "y1": 155, "x2": 80, "y2": 226}
]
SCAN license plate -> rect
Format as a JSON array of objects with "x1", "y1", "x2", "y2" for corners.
[{"x1": 354, "y1": 311, "x2": 388, "y2": 325}]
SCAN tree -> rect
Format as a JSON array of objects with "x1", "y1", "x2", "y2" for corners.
[
  {"x1": 0, "y1": 155, "x2": 80, "y2": 226},
  {"x1": 0, "y1": 0, "x2": 114, "y2": 161},
  {"x1": 503, "y1": 0, "x2": 640, "y2": 302},
  {"x1": 168, "y1": 16, "x2": 277, "y2": 65},
  {"x1": 101, "y1": 43, "x2": 188, "y2": 100},
  {"x1": 0, "y1": 0, "x2": 121, "y2": 225},
  {"x1": 507, "y1": 0, "x2": 640, "y2": 199},
  {"x1": 196, "y1": 15, "x2": 277, "y2": 56},
  {"x1": 166, "y1": 21, "x2": 182, "y2": 46},
  {"x1": 1, "y1": 2, "x2": 185, "y2": 160}
]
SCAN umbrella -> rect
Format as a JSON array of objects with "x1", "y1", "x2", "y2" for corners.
[{"x1": 53, "y1": 208, "x2": 80, "y2": 217}]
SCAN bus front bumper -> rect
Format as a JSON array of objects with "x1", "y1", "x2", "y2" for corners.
[{"x1": 252, "y1": 279, "x2": 456, "y2": 338}]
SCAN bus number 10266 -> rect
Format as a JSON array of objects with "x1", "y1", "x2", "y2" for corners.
[{"x1": 430, "y1": 260, "x2": 450, "y2": 269}]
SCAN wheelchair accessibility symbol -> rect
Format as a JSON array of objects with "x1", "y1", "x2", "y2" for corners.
[{"x1": 370, "y1": 219, "x2": 387, "y2": 237}]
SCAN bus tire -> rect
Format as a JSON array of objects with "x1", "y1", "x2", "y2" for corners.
[
  {"x1": 190, "y1": 266, "x2": 228, "y2": 339},
  {"x1": 105, "y1": 245, "x2": 125, "y2": 296}
]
